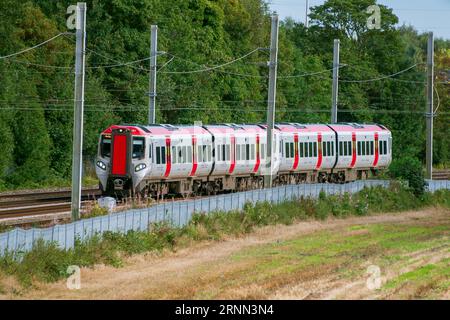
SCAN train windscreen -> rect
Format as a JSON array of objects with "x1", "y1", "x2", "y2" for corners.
[{"x1": 132, "y1": 137, "x2": 145, "y2": 159}]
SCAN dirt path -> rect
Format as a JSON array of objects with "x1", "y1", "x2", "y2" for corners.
[{"x1": 3, "y1": 207, "x2": 449, "y2": 300}]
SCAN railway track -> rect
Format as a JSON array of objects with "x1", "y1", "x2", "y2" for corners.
[
  {"x1": 0, "y1": 171, "x2": 448, "y2": 223},
  {"x1": 0, "y1": 188, "x2": 101, "y2": 220},
  {"x1": 432, "y1": 169, "x2": 450, "y2": 180}
]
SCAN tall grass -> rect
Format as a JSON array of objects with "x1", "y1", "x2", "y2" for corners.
[{"x1": 0, "y1": 183, "x2": 449, "y2": 287}]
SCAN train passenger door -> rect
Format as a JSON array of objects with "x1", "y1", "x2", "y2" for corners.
[
  {"x1": 111, "y1": 128, "x2": 132, "y2": 177},
  {"x1": 271, "y1": 132, "x2": 281, "y2": 175}
]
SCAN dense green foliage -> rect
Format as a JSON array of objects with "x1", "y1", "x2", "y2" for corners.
[
  {"x1": 389, "y1": 156, "x2": 426, "y2": 196},
  {"x1": 0, "y1": 0, "x2": 448, "y2": 189},
  {"x1": 0, "y1": 184, "x2": 449, "y2": 287}
]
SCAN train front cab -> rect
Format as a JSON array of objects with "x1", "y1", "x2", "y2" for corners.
[{"x1": 96, "y1": 127, "x2": 149, "y2": 196}]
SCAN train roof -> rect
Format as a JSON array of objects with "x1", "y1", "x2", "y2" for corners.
[
  {"x1": 275, "y1": 123, "x2": 333, "y2": 133},
  {"x1": 328, "y1": 123, "x2": 389, "y2": 132},
  {"x1": 101, "y1": 122, "x2": 390, "y2": 136},
  {"x1": 204, "y1": 124, "x2": 266, "y2": 134},
  {"x1": 102, "y1": 124, "x2": 209, "y2": 135}
]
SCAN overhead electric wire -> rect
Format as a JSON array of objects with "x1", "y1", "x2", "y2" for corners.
[
  {"x1": 87, "y1": 53, "x2": 164, "y2": 69},
  {"x1": 277, "y1": 65, "x2": 344, "y2": 79},
  {"x1": 339, "y1": 64, "x2": 420, "y2": 83},
  {"x1": 434, "y1": 86, "x2": 441, "y2": 114},
  {"x1": 160, "y1": 48, "x2": 262, "y2": 74},
  {"x1": 6, "y1": 59, "x2": 73, "y2": 69},
  {"x1": 157, "y1": 56, "x2": 175, "y2": 71},
  {"x1": 0, "y1": 33, "x2": 71, "y2": 60}
]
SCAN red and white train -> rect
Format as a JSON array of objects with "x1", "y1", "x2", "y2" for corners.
[{"x1": 95, "y1": 123, "x2": 392, "y2": 197}]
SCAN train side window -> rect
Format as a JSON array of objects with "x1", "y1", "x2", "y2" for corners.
[
  {"x1": 187, "y1": 146, "x2": 192, "y2": 163},
  {"x1": 344, "y1": 141, "x2": 348, "y2": 156},
  {"x1": 362, "y1": 142, "x2": 366, "y2": 156},
  {"x1": 384, "y1": 141, "x2": 388, "y2": 155},
  {"x1": 357, "y1": 141, "x2": 361, "y2": 156},
  {"x1": 331, "y1": 141, "x2": 334, "y2": 156},
  {"x1": 171, "y1": 146, "x2": 176, "y2": 164},
  {"x1": 261, "y1": 144, "x2": 265, "y2": 159},
  {"x1": 370, "y1": 141, "x2": 374, "y2": 155},
  {"x1": 322, "y1": 142, "x2": 326, "y2": 157},
  {"x1": 236, "y1": 144, "x2": 241, "y2": 161},
  {"x1": 222, "y1": 144, "x2": 226, "y2": 161},
  {"x1": 217, "y1": 144, "x2": 221, "y2": 162},
  {"x1": 380, "y1": 141, "x2": 384, "y2": 155},
  {"x1": 299, "y1": 143, "x2": 303, "y2": 158},
  {"x1": 365, "y1": 141, "x2": 369, "y2": 156},
  {"x1": 149, "y1": 144, "x2": 152, "y2": 159},
  {"x1": 348, "y1": 142, "x2": 352, "y2": 155},
  {"x1": 226, "y1": 144, "x2": 230, "y2": 161},
  {"x1": 161, "y1": 146, "x2": 166, "y2": 164},
  {"x1": 339, "y1": 141, "x2": 343, "y2": 156},
  {"x1": 182, "y1": 146, "x2": 187, "y2": 163},
  {"x1": 326, "y1": 141, "x2": 330, "y2": 157},
  {"x1": 177, "y1": 146, "x2": 182, "y2": 163},
  {"x1": 313, "y1": 142, "x2": 317, "y2": 157},
  {"x1": 197, "y1": 145, "x2": 203, "y2": 162},
  {"x1": 202, "y1": 145, "x2": 207, "y2": 162},
  {"x1": 245, "y1": 144, "x2": 250, "y2": 161},
  {"x1": 207, "y1": 145, "x2": 211, "y2": 162},
  {"x1": 156, "y1": 146, "x2": 161, "y2": 164}
]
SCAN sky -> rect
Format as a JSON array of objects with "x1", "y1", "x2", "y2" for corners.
[{"x1": 268, "y1": 0, "x2": 450, "y2": 39}]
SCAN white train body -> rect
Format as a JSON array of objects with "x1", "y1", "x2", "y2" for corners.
[{"x1": 95, "y1": 123, "x2": 392, "y2": 196}]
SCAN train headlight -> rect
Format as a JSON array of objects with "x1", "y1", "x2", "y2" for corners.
[
  {"x1": 96, "y1": 160, "x2": 106, "y2": 170},
  {"x1": 135, "y1": 163, "x2": 147, "y2": 172}
]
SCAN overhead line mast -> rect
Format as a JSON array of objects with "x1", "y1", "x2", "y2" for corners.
[
  {"x1": 264, "y1": 14, "x2": 279, "y2": 189},
  {"x1": 71, "y1": 2, "x2": 87, "y2": 221}
]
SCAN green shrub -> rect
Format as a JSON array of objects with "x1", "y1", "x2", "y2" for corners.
[{"x1": 389, "y1": 156, "x2": 427, "y2": 196}]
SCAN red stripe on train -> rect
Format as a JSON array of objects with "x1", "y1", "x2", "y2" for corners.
[
  {"x1": 315, "y1": 132, "x2": 322, "y2": 170},
  {"x1": 292, "y1": 133, "x2": 299, "y2": 170},
  {"x1": 189, "y1": 135, "x2": 198, "y2": 176},
  {"x1": 350, "y1": 132, "x2": 357, "y2": 168},
  {"x1": 229, "y1": 134, "x2": 236, "y2": 174},
  {"x1": 253, "y1": 134, "x2": 261, "y2": 173},
  {"x1": 373, "y1": 132, "x2": 379, "y2": 167},
  {"x1": 164, "y1": 136, "x2": 171, "y2": 178}
]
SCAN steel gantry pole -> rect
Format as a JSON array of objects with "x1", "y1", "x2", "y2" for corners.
[
  {"x1": 148, "y1": 25, "x2": 158, "y2": 124},
  {"x1": 264, "y1": 14, "x2": 279, "y2": 189},
  {"x1": 71, "y1": 2, "x2": 87, "y2": 221},
  {"x1": 331, "y1": 39, "x2": 340, "y2": 123},
  {"x1": 426, "y1": 32, "x2": 434, "y2": 180}
]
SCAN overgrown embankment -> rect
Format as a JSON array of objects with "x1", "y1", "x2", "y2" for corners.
[{"x1": 0, "y1": 183, "x2": 449, "y2": 291}]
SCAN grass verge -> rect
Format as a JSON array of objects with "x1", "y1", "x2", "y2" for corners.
[{"x1": 0, "y1": 182, "x2": 449, "y2": 288}]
